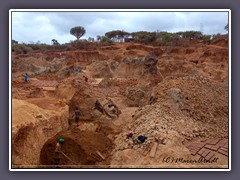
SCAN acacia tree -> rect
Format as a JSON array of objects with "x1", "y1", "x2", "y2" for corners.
[
  {"x1": 224, "y1": 24, "x2": 229, "y2": 32},
  {"x1": 70, "y1": 26, "x2": 86, "y2": 40},
  {"x1": 52, "y1": 39, "x2": 59, "y2": 45},
  {"x1": 12, "y1": 40, "x2": 18, "y2": 45},
  {"x1": 105, "y1": 30, "x2": 129, "y2": 42}
]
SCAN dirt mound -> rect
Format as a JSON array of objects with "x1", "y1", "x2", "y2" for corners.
[
  {"x1": 125, "y1": 87, "x2": 146, "y2": 107},
  {"x1": 12, "y1": 99, "x2": 68, "y2": 166},
  {"x1": 88, "y1": 60, "x2": 113, "y2": 78},
  {"x1": 158, "y1": 59, "x2": 199, "y2": 77},
  {"x1": 114, "y1": 57, "x2": 144, "y2": 78},
  {"x1": 152, "y1": 76, "x2": 228, "y2": 127},
  {"x1": 68, "y1": 85, "x2": 109, "y2": 120},
  {"x1": 211, "y1": 39, "x2": 228, "y2": 47},
  {"x1": 40, "y1": 128, "x2": 113, "y2": 166}
]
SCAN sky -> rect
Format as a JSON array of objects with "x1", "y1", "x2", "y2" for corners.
[{"x1": 11, "y1": 11, "x2": 229, "y2": 44}]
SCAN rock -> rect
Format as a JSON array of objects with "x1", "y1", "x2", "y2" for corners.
[
  {"x1": 180, "y1": 119, "x2": 185, "y2": 123},
  {"x1": 194, "y1": 133, "x2": 200, "y2": 137},
  {"x1": 170, "y1": 88, "x2": 181, "y2": 103},
  {"x1": 35, "y1": 114, "x2": 43, "y2": 118},
  {"x1": 133, "y1": 145, "x2": 138, "y2": 150},
  {"x1": 162, "y1": 139, "x2": 167, "y2": 145},
  {"x1": 193, "y1": 128, "x2": 199, "y2": 133}
]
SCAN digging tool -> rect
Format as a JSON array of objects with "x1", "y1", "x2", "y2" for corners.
[
  {"x1": 96, "y1": 151, "x2": 105, "y2": 160},
  {"x1": 60, "y1": 151, "x2": 78, "y2": 165},
  {"x1": 90, "y1": 152, "x2": 102, "y2": 161}
]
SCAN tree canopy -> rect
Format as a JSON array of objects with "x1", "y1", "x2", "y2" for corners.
[
  {"x1": 224, "y1": 24, "x2": 229, "y2": 32},
  {"x1": 70, "y1": 26, "x2": 86, "y2": 40},
  {"x1": 105, "y1": 30, "x2": 130, "y2": 42},
  {"x1": 52, "y1": 39, "x2": 59, "y2": 45}
]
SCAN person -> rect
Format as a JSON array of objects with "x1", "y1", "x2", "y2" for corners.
[
  {"x1": 93, "y1": 100, "x2": 104, "y2": 114},
  {"x1": 127, "y1": 133, "x2": 148, "y2": 144},
  {"x1": 24, "y1": 73, "x2": 29, "y2": 83},
  {"x1": 54, "y1": 138, "x2": 64, "y2": 165},
  {"x1": 108, "y1": 104, "x2": 116, "y2": 114},
  {"x1": 74, "y1": 107, "x2": 80, "y2": 127},
  {"x1": 137, "y1": 135, "x2": 148, "y2": 143},
  {"x1": 106, "y1": 98, "x2": 119, "y2": 117}
]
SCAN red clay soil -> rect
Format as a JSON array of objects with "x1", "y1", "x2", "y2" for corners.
[{"x1": 40, "y1": 128, "x2": 113, "y2": 167}]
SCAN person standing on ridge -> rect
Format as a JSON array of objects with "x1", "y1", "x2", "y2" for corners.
[
  {"x1": 73, "y1": 107, "x2": 80, "y2": 127},
  {"x1": 24, "y1": 73, "x2": 29, "y2": 83}
]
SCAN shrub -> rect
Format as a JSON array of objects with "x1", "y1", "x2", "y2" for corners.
[{"x1": 12, "y1": 44, "x2": 33, "y2": 54}]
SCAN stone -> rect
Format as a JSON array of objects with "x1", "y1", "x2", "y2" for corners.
[
  {"x1": 193, "y1": 128, "x2": 199, "y2": 133},
  {"x1": 35, "y1": 114, "x2": 43, "y2": 118}
]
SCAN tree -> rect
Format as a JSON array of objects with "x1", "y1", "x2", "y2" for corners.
[
  {"x1": 52, "y1": 39, "x2": 59, "y2": 45},
  {"x1": 131, "y1": 31, "x2": 156, "y2": 43},
  {"x1": 161, "y1": 32, "x2": 171, "y2": 43},
  {"x1": 100, "y1": 36, "x2": 112, "y2": 43},
  {"x1": 105, "y1": 30, "x2": 129, "y2": 42},
  {"x1": 70, "y1": 26, "x2": 86, "y2": 40},
  {"x1": 96, "y1": 35, "x2": 101, "y2": 41},
  {"x1": 224, "y1": 24, "x2": 229, "y2": 32},
  {"x1": 12, "y1": 40, "x2": 18, "y2": 45},
  {"x1": 88, "y1": 37, "x2": 94, "y2": 42}
]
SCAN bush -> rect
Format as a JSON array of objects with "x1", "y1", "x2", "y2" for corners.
[
  {"x1": 27, "y1": 43, "x2": 52, "y2": 51},
  {"x1": 12, "y1": 44, "x2": 33, "y2": 54},
  {"x1": 70, "y1": 40, "x2": 89, "y2": 50}
]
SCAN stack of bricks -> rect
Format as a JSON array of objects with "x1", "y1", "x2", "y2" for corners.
[{"x1": 186, "y1": 138, "x2": 228, "y2": 161}]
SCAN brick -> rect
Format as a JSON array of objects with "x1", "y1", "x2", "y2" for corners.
[
  {"x1": 205, "y1": 144, "x2": 213, "y2": 149},
  {"x1": 190, "y1": 149, "x2": 199, "y2": 156},
  {"x1": 216, "y1": 139, "x2": 228, "y2": 147},
  {"x1": 189, "y1": 146, "x2": 200, "y2": 155},
  {"x1": 187, "y1": 146, "x2": 200, "y2": 156},
  {"x1": 218, "y1": 149, "x2": 227, "y2": 155},
  {"x1": 224, "y1": 152, "x2": 228, "y2": 156},
  {"x1": 195, "y1": 142, "x2": 206, "y2": 148},
  {"x1": 219, "y1": 147, "x2": 228, "y2": 152},
  {"x1": 191, "y1": 146, "x2": 201, "y2": 151},
  {"x1": 224, "y1": 143, "x2": 228, "y2": 148},
  {"x1": 187, "y1": 145, "x2": 200, "y2": 151},
  {"x1": 206, "y1": 139, "x2": 220, "y2": 145},
  {"x1": 202, "y1": 149, "x2": 211, "y2": 158},
  {"x1": 205, "y1": 151, "x2": 215, "y2": 161},
  {"x1": 197, "y1": 148, "x2": 205, "y2": 155},
  {"x1": 210, "y1": 145, "x2": 220, "y2": 151}
]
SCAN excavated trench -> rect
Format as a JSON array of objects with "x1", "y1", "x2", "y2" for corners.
[{"x1": 39, "y1": 127, "x2": 114, "y2": 167}]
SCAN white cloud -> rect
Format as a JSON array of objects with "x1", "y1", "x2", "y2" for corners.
[{"x1": 11, "y1": 11, "x2": 229, "y2": 44}]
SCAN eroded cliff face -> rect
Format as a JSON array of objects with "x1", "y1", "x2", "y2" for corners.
[{"x1": 12, "y1": 99, "x2": 68, "y2": 166}]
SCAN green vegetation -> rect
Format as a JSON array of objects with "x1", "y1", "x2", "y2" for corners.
[
  {"x1": 12, "y1": 44, "x2": 33, "y2": 54},
  {"x1": 224, "y1": 24, "x2": 229, "y2": 32},
  {"x1": 52, "y1": 39, "x2": 60, "y2": 45},
  {"x1": 12, "y1": 26, "x2": 228, "y2": 53},
  {"x1": 70, "y1": 26, "x2": 86, "y2": 40},
  {"x1": 105, "y1": 30, "x2": 129, "y2": 42}
]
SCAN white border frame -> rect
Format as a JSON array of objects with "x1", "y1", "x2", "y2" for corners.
[{"x1": 9, "y1": 9, "x2": 231, "y2": 171}]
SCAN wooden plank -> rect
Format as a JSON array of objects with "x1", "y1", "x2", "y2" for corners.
[
  {"x1": 142, "y1": 143, "x2": 153, "y2": 156},
  {"x1": 150, "y1": 142, "x2": 158, "y2": 158},
  {"x1": 90, "y1": 153, "x2": 102, "y2": 161},
  {"x1": 96, "y1": 151, "x2": 105, "y2": 160}
]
